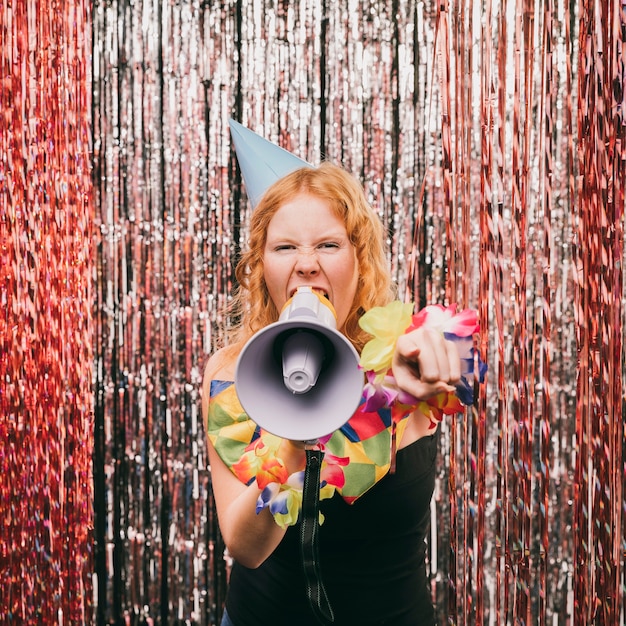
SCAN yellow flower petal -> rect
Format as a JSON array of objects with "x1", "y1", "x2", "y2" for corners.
[
  {"x1": 359, "y1": 301, "x2": 414, "y2": 373},
  {"x1": 359, "y1": 338, "x2": 396, "y2": 373},
  {"x1": 359, "y1": 301, "x2": 414, "y2": 336}
]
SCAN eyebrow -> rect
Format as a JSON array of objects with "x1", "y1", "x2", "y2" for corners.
[{"x1": 266, "y1": 231, "x2": 349, "y2": 243}]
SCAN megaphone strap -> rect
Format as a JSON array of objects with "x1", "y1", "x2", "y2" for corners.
[{"x1": 300, "y1": 449, "x2": 335, "y2": 624}]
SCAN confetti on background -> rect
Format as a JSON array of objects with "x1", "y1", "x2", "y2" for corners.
[{"x1": 1, "y1": 0, "x2": 624, "y2": 625}]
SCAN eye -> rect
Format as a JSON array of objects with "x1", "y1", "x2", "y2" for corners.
[
  {"x1": 274, "y1": 244, "x2": 296, "y2": 251},
  {"x1": 318, "y1": 241, "x2": 340, "y2": 249}
]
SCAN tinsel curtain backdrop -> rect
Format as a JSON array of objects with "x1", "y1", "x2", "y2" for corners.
[{"x1": 1, "y1": 0, "x2": 624, "y2": 624}]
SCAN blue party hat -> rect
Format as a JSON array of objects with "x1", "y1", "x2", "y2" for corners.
[{"x1": 229, "y1": 119, "x2": 313, "y2": 209}]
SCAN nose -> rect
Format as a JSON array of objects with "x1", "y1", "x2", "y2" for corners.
[{"x1": 294, "y1": 248, "x2": 320, "y2": 276}]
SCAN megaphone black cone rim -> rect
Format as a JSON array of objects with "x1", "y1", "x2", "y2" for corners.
[{"x1": 235, "y1": 319, "x2": 364, "y2": 441}]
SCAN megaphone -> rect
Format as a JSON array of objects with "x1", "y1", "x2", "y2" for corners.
[{"x1": 235, "y1": 287, "x2": 364, "y2": 441}]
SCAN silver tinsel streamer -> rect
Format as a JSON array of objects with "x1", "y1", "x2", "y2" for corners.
[{"x1": 2, "y1": 0, "x2": 625, "y2": 625}]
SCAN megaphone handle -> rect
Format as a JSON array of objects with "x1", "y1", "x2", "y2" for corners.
[{"x1": 300, "y1": 449, "x2": 335, "y2": 624}]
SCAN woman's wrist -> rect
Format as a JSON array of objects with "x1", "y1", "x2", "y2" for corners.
[{"x1": 277, "y1": 439, "x2": 307, "y2": 475}]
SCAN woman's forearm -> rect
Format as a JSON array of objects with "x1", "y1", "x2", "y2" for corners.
[
  {"x1": 219, "y1": 481, "x2": 288, "y2": 568},
  {"x1": 208, "y1": 438, "x2": 306, "y2": 568}
]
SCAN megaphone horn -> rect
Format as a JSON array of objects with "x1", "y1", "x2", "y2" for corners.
[{"x1": 235, "y1": 287, "x2": 364, "y2": 441}]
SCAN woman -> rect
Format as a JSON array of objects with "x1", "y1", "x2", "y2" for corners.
[{"x1": 202, "y1": 161, "x2": 465, "y2": 625}]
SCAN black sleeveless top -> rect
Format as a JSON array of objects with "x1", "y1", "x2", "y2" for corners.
[{"x1": 224, "y1": 432, "x2": 439, "y2": 626}]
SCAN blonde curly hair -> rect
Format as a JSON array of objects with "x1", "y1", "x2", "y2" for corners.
[{"x1": 225, "y1": 161, "x2": 395, "y2": 356}]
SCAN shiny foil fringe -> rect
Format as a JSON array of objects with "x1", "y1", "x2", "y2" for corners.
[
  {"x1": 0, "y1": 0, "x2": 94, "y2": 623},
  {"x1": 1, "y1": 0, "x2": 625, "y2": 625}
]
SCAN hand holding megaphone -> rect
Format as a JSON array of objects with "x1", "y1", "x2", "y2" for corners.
[{"x1": 235, "y1": 287, "x2": 364, "y2": 441}]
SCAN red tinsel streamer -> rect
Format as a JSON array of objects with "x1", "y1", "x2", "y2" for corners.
[
  {"x1": 538, "y1": 1, "x2": 553, "y2": 624},
  {"x1": 574, "y1": 2, "x2": 625, "y2": 624},
  {"x1": 0, "y1": 0, "x2": 93, "y2": 623},
  {"x1": 2, "y1": 1, "x2": 625, "y2": 625}
]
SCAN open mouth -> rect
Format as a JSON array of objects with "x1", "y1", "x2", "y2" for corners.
[{"x1": 290, "y1": 287, "x2": 329, "y2": 300}]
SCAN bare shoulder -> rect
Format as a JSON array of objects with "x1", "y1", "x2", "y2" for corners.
[
  {"x1": 201, "y1": 346, "x2": 238, "y2": 417},
  {"x1": 203, "y1": 346, "x2": 237, "y2": 383}
]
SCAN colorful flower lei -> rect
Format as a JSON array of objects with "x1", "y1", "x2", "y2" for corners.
[
  {"x1": 244, "y1": 301, "x2": 486, "y2": 527},
  {"x1": 232, "y1": 431, "x2": 348, "y2": 529},
  {"x1": 359, "y1": 301, "x2": 487, "y2": 427}
]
